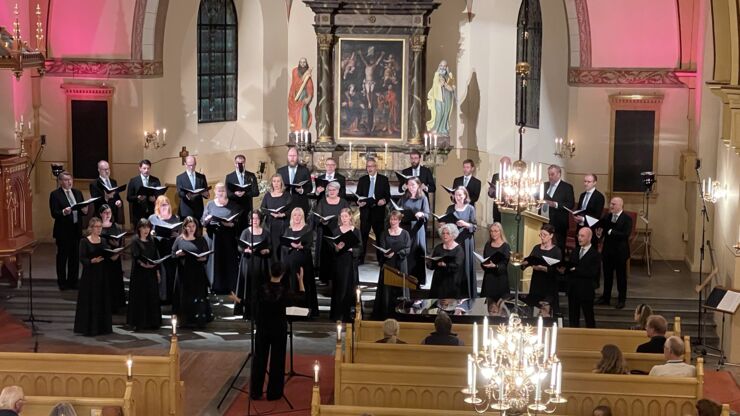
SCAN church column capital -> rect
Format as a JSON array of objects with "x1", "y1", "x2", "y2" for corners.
[
  {"x1": 317, "y1": 33, "x2": 334, "y2": 51},
  {"x1": 411, "y1": 34, "x2": 426, "y2": 53}
]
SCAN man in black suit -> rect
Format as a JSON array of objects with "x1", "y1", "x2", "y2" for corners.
[
  {"x1": 49, "y1": 171, "x2": 88, "y2": 290},
  {"x1": 637, "y1": 315, "x2": 668, "y2": 353},
  {"x1": 486, "y1": 172, "x2": 502, "y2": 223},
  {"x1": 176, "y1": 155, "x2": 209, "y2": 220},
  {"x1": 314, "y1": 157, "x2": 346, "y2": 198},
  {"x1": 277, "y1": 147, "x2": 311, "y2": 215},
  {"x1": 398, "y1": 150, "x2": 436, "y2": 195},
  {"x1": 451, "y1": 159, "x2": 481, "y2": 205},
  {"x1": 573, "y1": 173, "x2": 605, "y2": 245},
  {"x1": 89, "y1": 160, "x2": 123, "y2": 223},
  {"x1": 126, "y1": 159, "x2": 161, "y2": 226},
  {"x1": 357, "y1": 158, "x2": 390, "y2": 262},
  {"x1": 225, "y1": 154, "x2": 259, "y2": 232},
  {"x1": 595, "y1": 197, "x2": 632, "y2": 309},
  {"x1": 561, "y1": 227, "x2": 600, "y2": 328},
  {"x1": 541, "y1": 165, "x2": 575, "y2": 252}
]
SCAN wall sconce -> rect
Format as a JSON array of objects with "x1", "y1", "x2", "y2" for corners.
[
  {"x1": 144, "y1": 129, "x2": 166, "y2": 150},
  {"x1": 554, "y1": 137, "x2": 575, "y2": 159},
  {"x1": 701, "y1": 178, "x2": 726, "y2": 203}
]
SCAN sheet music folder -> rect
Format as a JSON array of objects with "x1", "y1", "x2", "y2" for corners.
[
  {"x1": 383, "y1": 265, "x2": 419, "y2": 290},
  {"x1": 704, "y1": 287, "x2": 740, "y2": 314}
]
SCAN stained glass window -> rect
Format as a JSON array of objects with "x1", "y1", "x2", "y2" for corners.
[
  {"x1": 515, "y1": 0, "x2": 542, "y2": 129},
  {"x1": 197, "y1": 0, "x2": 238, "y2": 123}
]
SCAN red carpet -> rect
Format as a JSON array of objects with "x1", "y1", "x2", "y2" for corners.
[
  {"x1": 225, "y1": 354, "x2": 334, "y2": 416},
  {"x1": 704, "y1": 370, "x2": 740, "y2": 412},
  {"x1": 0, "y1": 307, "x2": 31, "y2": 345}
]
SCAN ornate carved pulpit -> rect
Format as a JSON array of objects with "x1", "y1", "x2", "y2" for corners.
[{"x1": 0, "y1": 154, "x2": 35, "y2": 286}]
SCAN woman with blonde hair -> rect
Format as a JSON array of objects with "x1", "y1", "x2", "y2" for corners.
[
  {"x1": 376, "y1": 318, "x2": 406, "y2": 344},
  {"x1": 594, "y1": 344, "x2": 629, "y2": 374},
  {"x1": 148, "y1": 195, "x2": 180, "y2": 305},
  {"x1": 399, "y1": 177, "x2": 430, "y2": 285},
  {"x1": 261, "y1": 173, "x2": 291, "y2": 260},
  {"x1": 330, "y1": 208, "x2": 362, "y2": 322},
  {"x1": 281, "y1": 207, "x2": 318, "y2": 315},
  {"x1": 631, "y1": 303, "x2": 653, "y2": 330},
  {"x1": 203, "y1": 182, "x2": 241, "y2": 294},
  {"x1": 441, "y1": 186, "x2": 478, "y2": 298},
  {"x1": 314, "y1": 181, "x2": 350, "y2": 286},
  {"x1": 74, "y1": 217, "x2": 115, "y2": 336},
  {"x1": 480, "y1": 222, "x2": 511, "y2": 300}
]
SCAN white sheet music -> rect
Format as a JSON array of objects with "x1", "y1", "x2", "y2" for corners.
[
  {"x1": 286, "y1": 306, "x2": 310, "y2": 317},
  {"x1": 717, "y1": 290, "x2": 740, "y2": 313}
]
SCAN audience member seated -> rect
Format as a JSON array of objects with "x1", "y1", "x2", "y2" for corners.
[
  {"x1": 631, "y1": 303, "x2": 653, "y2": 330},
  {"x1": 592, "y1": 406, "x2": 612, "y2": 416},
  {"x1": 649, "y1": 336, "x2": 696, "y2": 377},
  {"x1": 376, "y1": 318, "x2": 407, "y2": 344},
  {"x1": 421, "y1": 311, "x2": 464, "y2": 346},
  {"x1": 593, "y1": 344, "x2": 629, "y2": 374},
  {"x1": 0, "y1": 386, "x2": 24, "y2": 416},
  {"x1": 487, "y1": 297, "x2": 510, "y2": 317},
  {"x1": 695, "y1": 398, "x2": 723, "y2": 416},
  {"x1": 636, "y1": 314, "x2": 667, "y2": 353},
  {"x1": 102, "y1": 407, "x2": 123, "y2": 416},
  {"x1": 49, "y1": 402, "x2": 78, "y2": 416}
]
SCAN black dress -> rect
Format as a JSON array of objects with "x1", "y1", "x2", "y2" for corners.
[
  {"x1": 428, "y1": 244, "x2": 467, "y2": 299},
  {"x1": 480, "y1": 241, "x2": 511, "y2": 300},
  {"x1": 127, "y1": 236, "x2": 162, "y2": 330},
  {"x1": 445, "y1": 204, "x2": 477, "y2": 298},
  {"x1": 280, "y1": 225, "x2": 318, "y2": 316},
  {"x1": 523, "y1": 244, "x2": 563, "y2": 314},
  {"x1": 203, "y1": 200, "x2": 241, "y2": 295},
  {"x1": 102, "y1": 223, "x2": 126, "y2": 312},
  {"x1": 330, "y1": 227, "x2": 362, "y2": 322},
  {"x1": 399, "y1": 195, "x2": 430, "y2": 285},
  {"x1": 171, "y1": 237, "x2": 214, "y2": 328},
  {"x1": 148, "y1": 214, "x2": 181, "y2": 306},
  {"x1": 261, "y1": 192, "x2": 291, "y2": 261},
  {"x1": 371, "y1": 229, "x2": 411, "y2": 320},
  {"x1": 74, "y1": 237, "x2": 113, "y2": 336},
  {"x1": 314, "y1": 197, "x2": 350, "y2": 283},
  {"x1": 235, "y1": 227, "x2": 271, "y2": 318}
]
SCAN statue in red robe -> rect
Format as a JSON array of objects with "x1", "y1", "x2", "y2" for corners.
[{"x1": 288, "y1": 57, "x2": 314, "y2": 131}]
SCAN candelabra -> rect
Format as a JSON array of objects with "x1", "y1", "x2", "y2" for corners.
[
  {"x1": 291, "y1": 129, "x2": 314, "y2": 166},
  {"x1": 701, "y1": 178, "x2": 726, "y2": 203},
  {"x1": 494, "y1": 156, "x2": 544, "y2": 213},
  {"x1": 2, "y1": 3, "x2": 46, "y2": 79},
  {"x1": 553, "y1": 137, "x2": 575, "y2": 159},
  {"x1": 466, "y1": 315, "x2": 566, "y2": 414},
  {"x1": 14, "y1": 116, "x2": 32, "y2": 156},
  {"x1": 144, "y1": 129, "x2": 166, "y2": 149}
]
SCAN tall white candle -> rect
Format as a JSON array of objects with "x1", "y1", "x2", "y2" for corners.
[
  {"x1": 555, "y1": 362, "x2": 562, "y2": 395},
  {"x1": 467, "y1": 355, "x2": 473, "y2": 388},
  {"x1": 433, "y1": 134, "x2": 438, "y2": 148},
  {"x1": 537, "y1": 316, "x2": 543, "y2": 345},
  {"x1": 550, "y1": 359, "x2": 557, "y2": 390},
  {"x1": 349, "y1": 142, "x2": 353, "y2": 163},
  {"x1": 384, "y1": 143, "x2": 388, "y2": 168},
  {"x1": 539, "y1": 182, "x2": 544, "y2": 199},
  {"x1": 313, "y1": 361, "x2": 319, "y2": 384},
  {"x1": 336, "y1": 321, "x2": 342, "y2": 341},
  {"x1": 543, "y1": 328, "x2": 549, "y2": 362},
  {"x1": 473, "y1": 322, "x2": 478, "y2": 354},
  {"x1": 172, "y1": 316, "x2": 177, "y2": 336},
  {"x1": 126, "y1": 355, "x2": 133, "y2": 378},
  {"x1": 551, "y1": 323, "x2": 557, "y2": 357},
  {"x1": 424, "y1": 133, "x2": 429, "y2": 148},
  {"x1": 482, "y1": 317, "x2": 488, "y2": 350}
]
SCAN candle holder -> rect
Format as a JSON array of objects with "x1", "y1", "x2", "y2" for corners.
[
  {"x1": 144, "y1": 128, "x2": 167, "y2": 150},
  {"x1": 291, "y1": 130, "x2": 315, "y2": 166},
  {"x1": 553, "y1": 136, "x2": 576, "y2": 159}
]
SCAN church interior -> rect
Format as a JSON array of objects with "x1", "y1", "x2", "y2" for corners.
[{"x1": 1, "y1": 0, "x2": 740, "y2": 415}]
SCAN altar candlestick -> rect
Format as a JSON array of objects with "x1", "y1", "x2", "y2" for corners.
[{"x1": 313, "y1": 361, "x2": 320, "y2": 384}]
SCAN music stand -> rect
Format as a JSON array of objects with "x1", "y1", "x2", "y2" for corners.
[
  {"x1": 286, "y1": 307, "x2": 312, "y2": 381},
  {"x1": 701, "y1": 286, "x2": 740, "y2": 369}
]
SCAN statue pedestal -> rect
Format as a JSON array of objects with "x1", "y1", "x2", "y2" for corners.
[{"x1": 499, "y1": 207, "x2": 548, "y2": 293}]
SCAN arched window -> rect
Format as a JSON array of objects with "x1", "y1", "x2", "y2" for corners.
[
  {"x1": 515, "y1": 0, "x2": 542, "y2": 129},
  {"x1": 197, "y1": 0, "x2": 238, "y2": 123}
]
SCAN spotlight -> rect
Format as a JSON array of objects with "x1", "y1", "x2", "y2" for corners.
[
  {"x1": 51, "y1": 163, "x2": 64, "y2": 178},
  {"x1": 640, "y1": 171, "x2": 656, "y2": 191}
]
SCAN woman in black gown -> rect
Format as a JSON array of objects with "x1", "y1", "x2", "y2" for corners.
[
  {"x1": 232, "y1": 210, "x2": 271, "y2": 319},
  {"x1": 202, "y1": 182, "x2": 241, "y2": 295},
  {"x1": 479, "y1": 222, "x2": 511, "y2": 301},
  {"x1": 261, "y1": 174, "x2": 291, "y2": 261},
  {"x1": 372, "y1": 210, "x2": 411, "y2": 320},
  {"x1": 172, "y1": 216, "x2": 214, "y2": 328},
  {"x1": 427, "y1": 223, "x2": 467, "y2": 299},
  {"x1": 127, "y1": 218, "x2": 162, "y2": 331},
  {"x1": 442, "y1": 187, "x2": 477, "y2": 298},
  {"x1": 399, "y1": 178, "x2": 430, "y2": 285},
  {"x1": 313, "y1": 181, "x2": 349, "y2": 284},
  {"x1": 74, "y1": 217, "x2": 114, "y2": 336},
  {"x1": 100, "y1": 204, "x2": 126, "y2": 313},
  {"x1": 330, "y1": 208, "x2": 362, "y2": 322},
  {"x1": 281, "y1": 208, "x2": 318, "y2": 316},
  {"x1": 148, "y1": 195, "x2": 181, "y2": 307},
  {"x1": 521, "y1": 223, "x2": 562, "y2": 315}
]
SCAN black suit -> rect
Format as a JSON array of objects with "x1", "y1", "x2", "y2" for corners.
[
  {"x1": 452, "y1": 175, "x2": 481, "y2": 205},
  {"x1": 599, "y1": 211, "x2": 632, "y2": 304},
  {"x1": 576, "y1": 188, "x2": 605, "y2": 245},
  {"x1": 637, "y1": 335, "x2": 667, "y2": 354},
  {"x1": 542, "y1": 180, "x2": 575, "y2": 251},
  {"x1": 566, "y1": 245, "x2": 600, "y2": 328},
  {"x1": 357, "y1": 174, "x2": 391, "y2": 260},
  {"x1": 398, "y1": 165, "x2": 436, "y2": 194},
  {"x1": 89, "y1": 177, "x2": 123, "y2": 223},
  {"x1": 316, "y1": 172, "x2": 346, "y2": 198},
  {"x1": 486, "y1": 173, "x2": 502, "y2": 223},
  {"x1": 278, "y1": 164, "x2": 311, "y2": 215},
  {"x1": 126, "y1": 175, "x2": 162, "y2": 227},
  {"x1": 176, "y1": 170, "x2": 209, "y2": 219},
  {"x1": 49, "y1": 187, "x2": 85, "y2": 289},
  {"x1": 225, "y1": 169, "x2": 259, "y2": 232}
]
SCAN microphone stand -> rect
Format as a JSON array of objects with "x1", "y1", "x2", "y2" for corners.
[{"x1": 693, "y1": 166, "x2": 711, "y2": 349}]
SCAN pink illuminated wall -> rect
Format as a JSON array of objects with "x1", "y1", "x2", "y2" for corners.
[
  {"x1": 48, "y1": 0, "x2": 136, "y2": 59},
  {"x1": 587, "y1": 0, "x2": 680, "y2": 68}
]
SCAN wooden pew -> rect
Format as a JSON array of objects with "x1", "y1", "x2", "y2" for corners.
[
  {"x1": 0, "y1": 338, "x2": 183, "y2": 416},
  {"x1": 18, "y1": 382, "x2": 134, "y2": 416},
  {"x1": 316, "y1": 404, "x2": 567, "y2": 415}
]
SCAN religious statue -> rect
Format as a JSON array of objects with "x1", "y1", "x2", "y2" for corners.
[
  {"x1": 426, "y1": 60, "x2": 455, "y2": 136},
  {"x1": 288, "y1": 57, "x2": 314, "y2": 131}
]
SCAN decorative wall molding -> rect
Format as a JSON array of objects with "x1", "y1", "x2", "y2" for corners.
[
  {"x1": 131, "y1": 0, "x2": 147, "y2": 60},
  {"x1": 60, "y1": 83, "x2": 115, "y2": 99},
  {"x1": 573, "y1": 0, "x2": 591, "y2": 68},
  {"x1": 45, "y1": 60, "x2": 163, "y2": 78},
  {"x1": 568, "y1": 68, "x2": 687, "y2": 87}
]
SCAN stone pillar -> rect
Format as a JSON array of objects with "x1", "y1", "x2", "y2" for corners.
[
  {"x1": 409, "y1": 33, "x2": 426, "y2": 146},
  {"x1": 316, "y1": 33, "x2": 335, "y2": 145}
]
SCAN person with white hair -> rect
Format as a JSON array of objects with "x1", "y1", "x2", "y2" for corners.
[
  {"x1": 313, "y1": 180, "x2": 350, "y2": 286},
  {"x1": 648, "y1": 336, "x2": 696, "y2": 377},
  {"x1": 48, "y1": 402, "x2": 78, "y2": 416},
  {"x1": 427, "y1": 223, "x2": 466, "y2": 298},
  {"x1": 0, "y1": 385, "x2": 24, "y2": 415}
]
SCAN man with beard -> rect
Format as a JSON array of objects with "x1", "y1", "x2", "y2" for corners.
[
  {"x1": 288, "y1": 57, "x2": 314, "y2": 132},
  {"x1": 277, "y1": 147, "x2": 311, "y2": 215},
  {"x1": 398, "y1": 150, "x2": 436, "y2": 196}
]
